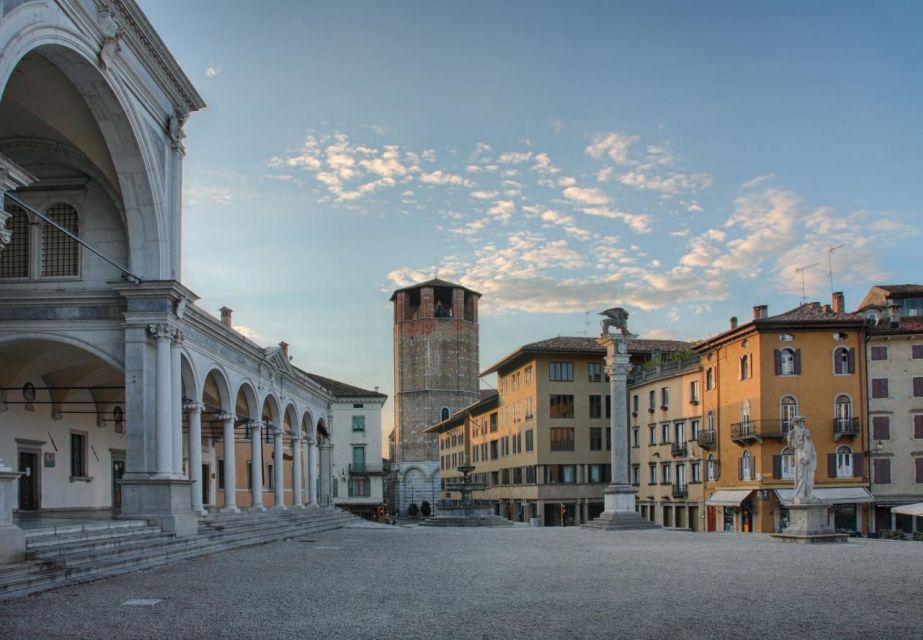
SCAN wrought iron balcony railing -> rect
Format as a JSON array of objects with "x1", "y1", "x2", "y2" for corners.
[
  {"x1": 348, "y1": 463, "x2": 386, "y2": 475},
  {"x1": 730, "y1": 419, "x2": 790, "y2": 443},
  {"x1": 696, "y1": 430, "x2": 716, "y2": 450},
  {"x1": 671, "y1": 442, "x2": 688, "y2": 457},
  {"x1": 672, "y1": 484, "x2": 688, "y2": 499},
  {"x1": 833, "y1": 417, "x2": 860, "y2": 440}
]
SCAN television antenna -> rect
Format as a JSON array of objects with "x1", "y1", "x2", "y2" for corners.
[
  {"x1": 795, "y1": 262, "x2": 820, "y2": 304},
  {"x1": 827, "y1": 244, "x2": 844, "y2": 295}
]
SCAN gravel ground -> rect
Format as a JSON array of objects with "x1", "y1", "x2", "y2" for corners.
[{"x1": 1, "y1": 525, "x2": 921, "y2": 640}]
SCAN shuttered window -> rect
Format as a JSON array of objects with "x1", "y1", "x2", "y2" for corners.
[
  {"x1": 916, "y1": 458, "x2": 923, "y2": 484},
  {"x1": 913, "y1": 345, "x2": 923, "y2": 360},
  {"x1": 871, "y1": 378, "x2": 889, "y2": 399},
  {"x1": 873, "y1": 458, "x2": 891, "y2": 485},
  {"x1": 870, "y1": 346, "x2": 888, "y2": 361},
  {"x1": 872, "y1": 416, "x2": 890, "y2": 440},
  {"x1": 913, "y1": 377, "x2": 923, "y2": 398},
  {"x1": 914, "y1": 415, "x2": 923, "y2": 440}
]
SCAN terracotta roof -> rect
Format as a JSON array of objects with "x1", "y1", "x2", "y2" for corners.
[
  {"x1": 870, "y1": 284, "x2": 923, "y2": 296},
  {"x1": 424, "y1": 390, "x2": 499, "y2": 434},
  {"x1": 389, "y1": 278, "x2": 481, "y2": 301},
  {"x1": 300, "y1": 372, "x2": 388, "y2": 399},
  {"x1": 482, "y1": 336, "x2": 693, "y2": 375},
  {"x1": 760, "y1": 302, "x2": 866, "y2": 324},
  {"x1": 869, "y1": 317, "x2": 923, "y2": 335}
]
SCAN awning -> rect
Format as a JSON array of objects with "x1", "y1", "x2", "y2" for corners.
[
  {"x1": 706, "y1": 490, "x2": 753, "y2": 506},
  {"x1": 774, "y1": 487, "x2": 874, "y2": 506},
  {"x1": 891, "y1": 503, "x2": 923, "y2": 517}
]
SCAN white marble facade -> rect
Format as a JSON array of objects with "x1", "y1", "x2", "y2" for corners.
[{"x1": 0, "y1": 0, "x2": 345, "y2": 554}]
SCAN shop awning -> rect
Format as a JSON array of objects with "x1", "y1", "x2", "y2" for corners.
[
  {"x1": 891, "y1": 503, "x2": 923, "y2": 517},
  {"x1": 705, "y1": 490, "x2": 753, "y2": 506},
  {"x1": 774, "y1": 487, "x2": 874, "y2": 506}
]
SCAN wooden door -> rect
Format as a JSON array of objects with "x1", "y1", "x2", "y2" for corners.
[
  {"x1": 111, "y1": 457, "x2": 125, "y2": 510},
  {"x1": 18, "y1": 452, "x2": 38, "y2": 511},
  {"x1": 202, "y1": 464, "x2": 210, "y2": 505}
]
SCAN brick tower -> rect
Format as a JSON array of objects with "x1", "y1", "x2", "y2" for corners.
[{"x1": 390, "y1": 278, "x2": 480, "y2": 514}]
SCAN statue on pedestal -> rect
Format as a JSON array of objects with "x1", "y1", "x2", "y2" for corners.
[
  {"x1": 787, "y1": 416, "x2": 819, "y2": 505},
  {"x1": 600, "y1": 307, "x2": 631, "y2": 337}
]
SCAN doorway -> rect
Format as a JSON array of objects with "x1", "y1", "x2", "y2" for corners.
[
  {"x1": 18, "y1": 451, "x2": 40, "y2": 511},
  {"x1": 202, "y1": 463, "x2": 210, "y2": 506}
]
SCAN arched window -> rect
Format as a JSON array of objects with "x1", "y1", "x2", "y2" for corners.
[
  {"x1": 740, "y1": 355, "x2": 750, "y2": 380},
  {"x1": 706, "y1": 410, "x2": 715, "y2": 432},
  {"x1": 740, "y1": 450, "x2": 753, "y2": 481},
  {"x1": 780, "y1": 348, "x2": 795, "y2": 375},
  {"x1": 706, "y1": 454, "x2": 717, "y2": 482},
  {"x1": 834, "y1": 394, "x2": 853, "y2": 433},
  {"x1": 781, "y1": 447, "x2": 795, "y2": 479},
  {"x1": 833, "y1": 347, "x2": 850, "y2": 375},
  {"x1": 0, "y1": 203, "x2": 29, "y2": 279},
  {"x1": 706, "y1": 367, "x2": 714, "y2": 390},
  {"x1": 740, "y1": 400, "x2": 751, "y2": 424},
  {"x1": 836, "y1": 445, "x2": 853, "y2": 478},
  {"x1": 780, "y1": 396, "x2": 798, "y2": 433},
  {"x1": 42, "y1": 202, "x2": 79, "y2": 277},
  {"x1": 441, "y1": 407, "x2": 450, "y2": 421}
]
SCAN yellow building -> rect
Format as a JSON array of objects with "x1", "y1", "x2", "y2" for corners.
[
  {"x1": 695, "y1": 295, "x2": 873, "y2": 534},
  {"x1": 628, "y1": 355, "x2": 704, "y2": 530},
  {"x1": 428, "y1": 337, "x2": 690, "y2": 526}
]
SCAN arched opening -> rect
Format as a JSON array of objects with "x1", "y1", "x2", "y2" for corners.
[
  {"x1": 0, "y1": 338, "x2": 124, "y2": 513},
  {"x1": 200, "y1": 368, "x2": 231, "y2": 510}
]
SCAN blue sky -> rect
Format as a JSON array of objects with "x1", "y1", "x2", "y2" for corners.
[{"x1": 140, "y1": 0, "x2": 922, "y2": 434}]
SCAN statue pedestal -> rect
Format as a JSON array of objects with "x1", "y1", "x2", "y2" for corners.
[
  {"x1": 0, "y1": 469, "x2": 26, "y2": 563},
  {"x1": 771, "y1": 504, "x2": 848, "y2": 544},
  {"x1": 584, "y1": 484, "x2": 659, "y2": 531}
]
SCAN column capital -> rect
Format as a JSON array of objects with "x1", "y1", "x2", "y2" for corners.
[
  {"x1": 215, "y1": 411, "x2": 236, "y2": 422},
  {"x1": 306, "y1": 437, "x2": 317, "y2": 446},
  {"x1": 147, "y1": 323, "x2": 176, "y2": 340},
  {"x1": 171, "y1": 330, "x2": 185, "y2": 347},
  {"x1": 183, "y1": 402, "x2": 205, "y2": 413},
  {"x1": 292, "y1": 432, "x2": 302, "y2": 443}
]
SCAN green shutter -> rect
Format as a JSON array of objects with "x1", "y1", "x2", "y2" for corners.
[{"x1": 348, "y1": 478, "x2": 354, "y2": 497}]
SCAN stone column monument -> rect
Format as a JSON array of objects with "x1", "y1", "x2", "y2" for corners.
[
  {"x1": 772, "y1": 416, "x2": 847, "y2": 543},
  {"x1": 584, "y1": 308, "x2": 658, "y2": 531}
]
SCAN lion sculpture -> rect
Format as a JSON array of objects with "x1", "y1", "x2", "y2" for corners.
[{"x1": 600, "y1": 307, "x2": 631, "y2": 336}]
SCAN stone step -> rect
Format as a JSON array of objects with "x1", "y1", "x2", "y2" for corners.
[
  {"x1": 28, "y1": 532, "x2": 187, "y2": 564},
  {"x1": 0, "y1": 509, "x2": 360, "y2": 600},
  {"x1": 26, "y1": 526, "x2": 163, "y2": 551},
  {"x1": 23, "y1": 520, "x2": 152, "y2": 544}
]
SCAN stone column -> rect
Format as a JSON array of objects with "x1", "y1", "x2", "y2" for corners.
[
  {"x1": 319, "y1": 441, "x2": 332, "y2": 507},
  {"x1": 186, "y1": 403, "x2": 205, "y2": 515},
  {"x1": 0, "y1": 458, "x2": 25, "y2": 563},
  {"x1": 272, "y1": 427, "x2": 286, "y2": 509},
  {"x1": 250, "y1": 421, "x2": 265, "y2": 511},
  {"x1": 585, "y1": 319, "x2": 657, "y2": 530},
  {"x1": 307, "y1": 437, "x2": 318, "y2": 506},
  {"x1": 220, "y1": 413, "x2": 239, "y2": 513},
  {"x1": 292, "y1": 432, "x2": 304, "y2": 507},
  {"x1": 149, "y1": 324, "x2": 175, "y2": 477},
  {"x1": 171, "y1": 332, "x2": 184, "y2": 476}
]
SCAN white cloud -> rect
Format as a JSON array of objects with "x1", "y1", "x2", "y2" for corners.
[
  {"x1": 488, "y1": 200, "x2": 515, "y2": 223},
  {"x1": 498, "y1": 151, "x2": 533, "y2": 164},
  {"x1": 585, "y1": 131, "x2": 640, "y2": 164},
  {"x1": 616, "y1": 171, "x2": 712, "y2": 194},
  {"x1": 582, "y1": 207, "x2": 653, "y2": 233},
  {"x1": 470, "y1": 190, "x2": 499, "y2": 200},
  {"x1": 420, "y1": 170, "x2": 474, "y2": 187},
  {"x1": 205, "y1": 64, "x2": 221, "y2": 78},
  {"x1": 741, "y1": 174, "x2": 776, "y2": 190},
  {"x1": 563, "y1": 186, "x2": 609, "y2": 206}
]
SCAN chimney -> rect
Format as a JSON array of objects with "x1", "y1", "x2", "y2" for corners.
[
  {"x1": 219, "y1": 306, "x2": 233, "y2": 327},
  {"x1": 752, "y1": 306, "x2": 761, "y2": 320},
  {"x1": 753, "y1": 305, "x2": 768, "y2": 320},
  {"x1": 729, "y1": 316, "x2": 738, "y2": 330},
  {"x1": 832, "y1": 291, "x2": 845, "y2": 314},
  {"x1": 279, "y1": 341, "x2": 289, "y2": 356}
]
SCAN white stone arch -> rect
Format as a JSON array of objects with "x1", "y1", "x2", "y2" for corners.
[
  {"x1": 234, "y1": 380, "x2": 260, "y2": 422},
  {"x1": 0, "y1": 331, "x2": 123, "y2": 375},
  {"x1": 260, "y1": 392, "x2": 282, "y2": 429},
  {"x1": 401, "y1": 465, "x2": 426, "y2": 482},
  {"x1": 200, "y1": 365, "x2": 232, "y2": 413},
  {"x1": 282, "y1": 402, "x2": 298, "y2": 435},
  {"x1": 0, "y1": 32, "x2": 169, "y2": 279},
  {"x1": 178, "y1": 350, "x2": 199, "y2": 405},
  {"x1": 300, "y1": 408, "x2": 316, "y2": 437}
]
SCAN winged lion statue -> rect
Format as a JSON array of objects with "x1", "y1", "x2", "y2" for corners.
[{"x1": 600, "y1": 307, "x2": 631, "y2": 336}]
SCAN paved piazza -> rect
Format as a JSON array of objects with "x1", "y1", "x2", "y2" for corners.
[{"x1": 1, "y1": 524, "x2": 921, "y2": 639}]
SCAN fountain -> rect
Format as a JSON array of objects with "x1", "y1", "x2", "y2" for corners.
[{"x1": 419, "y1": 464, "x2": 513, "y2": 527}]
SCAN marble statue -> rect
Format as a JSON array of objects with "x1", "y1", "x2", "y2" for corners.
[
  {"x1": 787, "y1": 416, "x2": 818, "y2": 504},
  {"x1": 600, "y1": 307, "x2": 631, "y2": 337}
]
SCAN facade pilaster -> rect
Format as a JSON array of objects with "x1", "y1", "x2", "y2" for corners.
[
  {"x1": 149, "y1": 323, "x2": 175, "y2": 477},
  {"x1": 250, "y1": 421, "x2": 265, "y2": 511},
  {"x1": 307, "y1": 437, "x2": 318, "y2": 505},
  {"x1": 319, "y1": 441, "x2": 332, "y2": 507},
  {"x1": 171, "y1": 331, "x2": 184, "y2": 476}
]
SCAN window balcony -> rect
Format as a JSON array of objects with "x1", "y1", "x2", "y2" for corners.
[
  {"x1": 730, "y1": 419, "x2": 788, "y2": 444},
  {"x1": 671, "y1": 442, "x2": 688, "y2": 457},
  {"x1": 696, "y1": 430, "x2": 716, "y2": 450},
  {"x1": 348, "y1": 463, "x2": 386, "y2": 476},
  {"x1": 833, "y1": 417, "x2": 860, "y2": 441},
  {"x1": 672, "y1": 484, "x2": 688, "y2": 499}
]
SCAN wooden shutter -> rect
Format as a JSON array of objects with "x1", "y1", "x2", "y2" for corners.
[
  {"x1": 914, "y1": 415, "x2": 923, "y2": 439},
  {"x1": 872, "y1": 416, "x2": 890, "y2": 440},
  {"x1": 794, "y1": 349, "x2": 802, "y2": 375},
  {"x1": 874, "y1": 459, "x2": 891, "y2": 484},
  {"x1": 914, "y1": 377, "x2": 923, "y2": 398},
  {"x1": 772, "y1": 455, "x2": 782, "y2": 479},
  {"x1": 738, "y1": 457, "x2": 743, "y2": 481},
  {"x1": 774, "y1": 349, "x2": 782, "y2": 375},
  {"x1": 872, "y1": 378, "x2": 888, "y2": 398},
  {"x1": 852, "y1": 453, "x2": 863, "y2": 478},
  {"x1": 827, "y1": 453, "x2": 837, "y2": 478},
  {"x1": 916, "y1": 458, "x2": 923, "y2": 484},
  {"x1": 847, "y1": 348, "x2": 856, "y2": 374}
]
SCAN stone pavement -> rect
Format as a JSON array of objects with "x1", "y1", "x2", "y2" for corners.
[{"x1": 1, "y1": 524, "x2": 920, "y2": 639}]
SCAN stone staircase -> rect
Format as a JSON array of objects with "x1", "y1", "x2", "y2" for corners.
[{"x1": 0, "y1": 507, "x2": 360, "y2": 600}]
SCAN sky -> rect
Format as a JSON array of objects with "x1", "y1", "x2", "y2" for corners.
[{"x1": 139, "y1": 0, "x2": 923, "y2": 438}]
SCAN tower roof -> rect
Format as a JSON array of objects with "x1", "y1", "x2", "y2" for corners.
[{"x1": 388, "y1": 278, "x2": 481, "y2": 301}]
